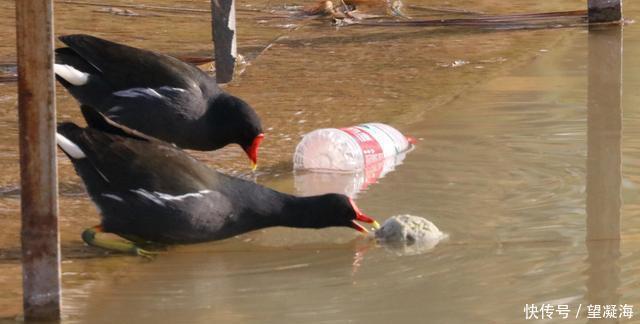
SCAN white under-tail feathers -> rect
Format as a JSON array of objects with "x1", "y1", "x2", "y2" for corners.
[
  {"x1": 55, "y1": 133, "x2": 86, "y2": 159},
  {"x1": 56, "y1": 132, "x2": 111, "y2": 182},
  {"x1": 54, "y1": 64, "x2": 89, "y2": 86}
]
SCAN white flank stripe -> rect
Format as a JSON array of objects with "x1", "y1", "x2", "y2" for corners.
[
  {"x1": 54, "y1": 64, "x2": 89, "y2": 86},
  {"x1": 155, "y1": 190, "x2": 212, "y2": 201},
  {"x1": 102, "y1": 194, "x2": 124, "y2": 202},
  {"x1": 147, "y1": 89, "x2": 162, "y2": 98},
  {"x1": 158, "y1": 86, "x2": 187, "y2": 93},
  {"x1": 131, "y1": 188, "x2": 211, "y2": 206},
  {"x1": 56, "y1": 133, "x2": 86, "y2": 159},
  {"x1": 106, "y1": 106, "x2": 124, "y2": 113},
  {"x1": 132, "y1": 189, "x2": 165, "y2": 206},
  {"x1": 113, "y1": 88, "x2": 164, "y2": 99}
]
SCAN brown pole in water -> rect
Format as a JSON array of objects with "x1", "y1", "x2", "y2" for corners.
[
  {"x1": 588, "y1": 0, "x2": 622, "y2": 23},
  {"x1": 211, "y1": 0, "x2": 237, "y2": 83},
  {"x1": 15, "y1": 0, "x2": 61, "y2": 321},
  {"x1": 586, "y1": 26, "x2": 622, "y2": 241},
  {"x1": 585, "y1": 23, "x2": 622, "y2": 324}
]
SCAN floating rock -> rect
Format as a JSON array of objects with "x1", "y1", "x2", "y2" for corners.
[{"x1": 374, "y1": 215, "x2": 447, "y2": 255}]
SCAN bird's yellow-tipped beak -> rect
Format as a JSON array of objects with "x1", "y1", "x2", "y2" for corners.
[
  {"x1": 349, "y1": 198, "x2": 379, "y2": 234},
  {"x1": 351, "y1": 220, "x2": 369, "y2": 234},
  {"x1": 244, "y1": 133, "x2": 264, "y2": 172}
]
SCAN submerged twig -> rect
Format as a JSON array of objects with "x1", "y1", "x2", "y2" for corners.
[
  {"x1": 348, "y1": 10, "x2": 588, "y2": 28},
  {"x1": 56, "y1": 0, "x2": 268, "y2": 14},
  {"x1": 406, "y1": 4, "x2": 485, "y2": 15}
]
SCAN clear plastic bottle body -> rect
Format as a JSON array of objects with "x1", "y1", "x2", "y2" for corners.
[{"x1": 293, "y1": 123, "x2": 411, "y2": 172}]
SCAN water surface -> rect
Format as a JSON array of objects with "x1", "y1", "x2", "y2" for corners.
[{"x1": 1, "y1": 0, "x2": 639, "y2": 323}]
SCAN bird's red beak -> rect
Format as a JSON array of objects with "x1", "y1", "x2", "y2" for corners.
[
  {"x1": 244, "y1": 133, "x2": 264, "y2": 171},
  {"x1": 349, "y1": 198, "x2": 380, "y2": 233}
]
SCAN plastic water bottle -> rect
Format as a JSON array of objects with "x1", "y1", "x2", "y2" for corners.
[{"x1": 293, "y1": 123, "x2": 415, "y2": 172}]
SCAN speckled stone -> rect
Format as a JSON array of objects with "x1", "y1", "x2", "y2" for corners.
[{"x1": 375, "y1": 215, "x2": 446, "y2": 244}]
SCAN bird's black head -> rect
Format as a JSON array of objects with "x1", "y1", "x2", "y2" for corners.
[
  {"x1": 287, "y1": 193, "x2": 380, "y2": 232},
  {"x1": 208, "y1": 93, "x2": 264, "y2": 169}
]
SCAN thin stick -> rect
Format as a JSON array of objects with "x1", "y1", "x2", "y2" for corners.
[{"x1": 351, "y1": 10, "x2": 587, "y2": 27}]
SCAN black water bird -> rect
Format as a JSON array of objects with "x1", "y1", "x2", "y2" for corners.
[
  {"x1": 56, "y1": 106, "x2": 379, "y2": 256},
  {"x1": 54, "y1": 34, "x2": 263, "y2": 169}
]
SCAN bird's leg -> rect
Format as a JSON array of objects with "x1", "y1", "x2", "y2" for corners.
[
  {"x1": 120, "y1": 234, "x2": 168, "y2": 252},
  {"x1": 81, "y1": 225, "x2": 158, "y2": 258},
  {"x1": 119, "y1": 233, "x2": 149, "y2": 244}
]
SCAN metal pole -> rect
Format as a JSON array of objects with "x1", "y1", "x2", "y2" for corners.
[
  {"x1": 588, "y1": 0, "x2": 622, "y2": 23},
  {"x1": 15, "y1": 0, "x2": 61, "y2": 321},
  {"x1": 211, "y1": 0, "x2": 237, "y2": 83}
]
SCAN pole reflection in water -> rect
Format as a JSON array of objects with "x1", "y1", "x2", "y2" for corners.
[{"x1": 586, "y1": 23, "x2": 622, "y2": 323}]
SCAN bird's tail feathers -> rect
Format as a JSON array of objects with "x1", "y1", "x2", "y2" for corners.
[{"x1": 56, "y1": 123, "x2": 86, "y2": 159}]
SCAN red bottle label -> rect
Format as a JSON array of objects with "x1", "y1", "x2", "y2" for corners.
[{"x1": 340, "y1": 126, "x2": 385, "y2": 167}]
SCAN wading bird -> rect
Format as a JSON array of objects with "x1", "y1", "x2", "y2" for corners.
[
  {"x1": 56, "y1": 106, "x2": 379, "y2": 256},
  {"x1": 55, "y1": 34, "x2": 264, "y2": 170}
]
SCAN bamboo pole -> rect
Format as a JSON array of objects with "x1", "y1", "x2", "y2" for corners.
[
  {"x1": 211, "y1": 0, "x2": 237, "y2": 83},
  {"x1": 15, "y1": 0, "x2": 61, "y2": 320}
]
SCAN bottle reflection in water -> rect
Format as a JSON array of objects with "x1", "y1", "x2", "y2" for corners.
[
  {"x1": 294, "y1": 151, "x2": 408, "y2": 198},
  {"x1": 293, "y1": 123, "x2": 414, "y2": 198}
]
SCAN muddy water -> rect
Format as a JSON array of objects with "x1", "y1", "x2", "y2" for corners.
[{"x1": 1, "y1": 0, "x2": 640, "y2": 322}]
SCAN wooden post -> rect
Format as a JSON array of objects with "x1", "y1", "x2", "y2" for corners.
[
  {"x1": 588, "y1": 0, "x2": 622, "y2": 23},
  {"x1": 585, "y1": 24, "x2": 622, "y2": 324},
  {"x1": 15, "y1": 0, "x2": 61, "y2": 321},
  {"x1": 211, "y1": 0, "x2": 237, "y2": 83}
]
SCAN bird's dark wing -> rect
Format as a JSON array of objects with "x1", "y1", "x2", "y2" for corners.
[
  {"x1": 99, "y1": 187, "x2": 233, "y2": 243},
  {"x1": 79, "y1": 104, "x2": 155, "y2": 142},
  {"x1": 100, "y1": 85, "x2": 207, "y2": 135},
  {"x1": 57, "y1": 122, "x2": 242, "y2": 243},
  {"x1": 58, "y1": 34, "x2": 214, "y2": 93},
  {"x1": 55, "y1": 35, "x2": 212, "y2": 129},
  {"x1": 57, "y1": 122, "x2": 222, "y2": 195}
]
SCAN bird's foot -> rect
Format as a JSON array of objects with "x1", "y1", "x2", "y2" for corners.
[
  {"x1": 131, "y1": 246, "x2": 160, "y2": 259},
  {"x1": 82, "y1": 225, "x2": 160, "y2": 258}
]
